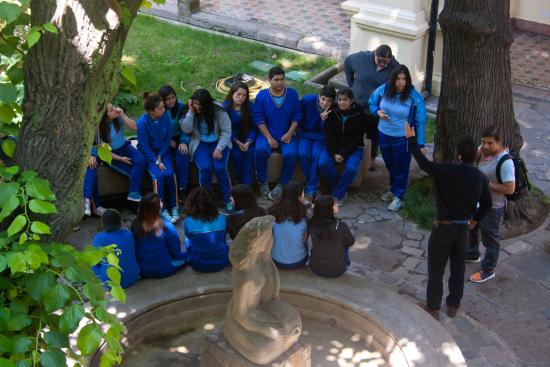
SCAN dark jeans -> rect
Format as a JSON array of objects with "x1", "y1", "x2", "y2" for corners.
[
  {"x1": 365, "y1": 113, "x2": 379, "y2": 159},
  {"x1": 467, "y1": 206, "x2": 505, "y2": 272},
  {"x1": 427, "y1": 223, "x2": 469, "y2": 310}
]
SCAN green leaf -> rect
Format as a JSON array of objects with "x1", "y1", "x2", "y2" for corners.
[
  {"x1": 43, "y1": 331, "x2": 69, "y2": 348},
  {"x1": 7, "y1": 214, "x2": 26, "y2": 237},
  {"x1": 106, "y1": 253, "x2": 120, "y2": 269},
  {"x1": 0, "y1": 104, "x2": 16, "y2": 123},
  {"x1": 42, "y1": 23, "x2": 58, "y2": 33},
  {"x1": 0, "y1": 334, "x2": 13, "y2": 353},
  {"x1": 106, "y1": 266, "x2": 120, "y2": 283},
  {"x1": 7, "y1": 313, "x2": 31, "y2": 331},
  {"x1": 43, "y1": 284, "x2": 72, "y2": 312},
  {"x1": 80, "y1": 247, "x2": 104, "y2": 266},
  {"x1": 4, "y1": 166, "x2": 18, "y2": 176},
  {"x1": 0, "y1": 256, "x2": 6, "y2": 272},
  {"x1": 0, "y1": 196, "x2": 19, "y2": 221},
  {"x1": 12, "y1": 335, "x2": 31, "y2": 354},
  {"x1": 26, "y1": 30, "x2": 40, "y2": 48},
  {"x1": 6, "y1": 64, "x2": 24, "y2": 85},
  {"x1": 26, "y1": 245, "x2": 48, "y2": 269},
  {"x1": 0, "y1": 2, "x2": 22, "y2": 23},
  {"x1": 77, "y1": 324, "x2": 102, "y2": 356},
  {"x1": 39, "y1": 350, "x2": 66, "y2": 367},
  {"x1": 28, "y1": 199, "x2": 56, "y2": 214},
  {"x1": 19, "y1": 170, "x2": 38, "y2": 183},
  {"x1": 30, "y1": 221, "x2": 50, "y2": 234},
  {"x1": 25, "y1": 179, "x2": 55, "y2": 200},
  {"x1": 97, "y1": 143, "x2": 112, "y2": 165},
  {"x1": 6, "y1": 252, "x2": 26, "y2": 273},
  {"x1": 110, "y1": 285, "x2": 125, "y2": 304},
  {"x1": 120, "y1": 65, "x2": 136, "y2": 87},
  {"x1": 83, "y1": 283, "x2": 105, "y2": 304},
  {"x1": 2, "y1": 139, "x2": 15, "y2": 158},
  {"x1": 19, "y1": 233, "x2": 27, "y2": 243},
  {"x1": 0, "y1": 84, "x2": 17, "y2": 104},
  {"x1": 59, "y1": 304, "x2": 84, "y2": 334},
  {"x1": 0, "y1": 358, "x2": 16, "y2": 367},
  {"x1": 25, "y1": 272, "x2": 56, "y2": 301},
  {"x1": 0, "y1": 182, "x2": 19, "y2": 207}
]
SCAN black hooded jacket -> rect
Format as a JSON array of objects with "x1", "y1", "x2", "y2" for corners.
[{"x1": 324, "y1": 104, "x2": 366, "y2": 160}]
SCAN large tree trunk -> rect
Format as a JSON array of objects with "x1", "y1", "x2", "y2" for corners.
[
  {"x1": 15, "y1": 0, "x2": 142, "y2": 240},
  {"x1": 435, "y1": 0, "x2": 547, "y2": 236}
]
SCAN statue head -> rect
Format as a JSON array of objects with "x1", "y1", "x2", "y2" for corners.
[{"x1": 229, "y1": 215, "x2": 275, "y2": 269}]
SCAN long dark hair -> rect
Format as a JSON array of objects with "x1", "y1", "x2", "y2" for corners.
[
  {"x1": 231, "y1": 184, "x2": 265, "y2": 222},
  {"x1": 159, "y1": 85, "x2": 181, "y2": 120},
  {"x1": 224, "y1": 82, "x2": 252, "y2": 141},
  {"x1": 308, "y1": 195, "x2": 336, "y2": 239},
  {"x1": 131, "y1": 192, "x2": 164, "y2": 239},
  {"x1": 385, "y1": 64, "x2": 413, "y2": 103},
  {"x1": 185, "y1": 186, "x2": 219, "y2": 223},
  {"x1": 191, "y1": 89, "x2": 218, "y2": 134},
  {"x1": 98, "y1": 107, "x2": 121, "y2": 144},
  {"x1": 143, "y1": 92, "x2": 164, "y2": 112},
  {"x1": 267, "y1": 182, "x2": 306, "y2": 224}
]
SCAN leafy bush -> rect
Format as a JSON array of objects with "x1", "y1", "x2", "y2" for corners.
[{"x1": 402, "y1": 177, "x2": 437, "y2": 230}]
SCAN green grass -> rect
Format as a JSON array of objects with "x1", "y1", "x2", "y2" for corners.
[
  {"x1": 425, "y1": 116, "x2": 436, "y2": 144},
  {"x1": 122, "y1": 15, "x2": 336, "y2": 117},
  {"x1": 401, "y1": 177, "x2": 437, "y2": 230}
]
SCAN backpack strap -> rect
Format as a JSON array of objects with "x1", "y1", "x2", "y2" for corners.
[{"x1": 496, "y1": 153, "x2": 512, "y2": 184}]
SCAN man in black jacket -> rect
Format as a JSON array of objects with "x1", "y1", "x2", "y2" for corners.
[{"x1": 405, "y1": 124, "x2": 492, "y2": 320}]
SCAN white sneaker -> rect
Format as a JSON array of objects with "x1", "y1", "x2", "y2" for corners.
[
  {"x1": 84, "y1": 199, "x2": 91, "y2": 217},
  {"x1": 387, "y1": 197, "x2": 402, "y2": 211},
  {"x1": 380, "y1": 191, "x2": 395, "y2": 202},
  {"x1": 93, "y1": 206, "x2": 107, "y2": 216},
  {"x1": 170, "y1": 207, "x2": 180, "y2": 224}
]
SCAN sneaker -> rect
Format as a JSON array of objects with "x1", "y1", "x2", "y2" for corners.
[
  {"x1": 84, "y1": 199, "x2": 91, "y2": 217},
  {"x1": 465, "y1": 254, "x2": 481, "y2": 263},
  {"x1": 469, "y1": 269, "x2": 495, "y2": 283},
  {"x1": 446, "y1": 305, "x2": 459, "y2": 318},
  {"x1": 127, "y1": 191, "x2": 142, "y2": 202},
  {"x1": 224, "y1": 201, "x2": 235, "y2": 213},
  {"x1": 380, "y1": 191, "x2": 395, "y2": 202},
  {"x1": 418, "y1": 303, "x2": 439, "y2": 321},
  {"x1": 387, "y1": 197, "x2": 402, "y2": 211},
  {"x1": 170, "y1": 207, "x2": 180, "y2": 224},
  {"x1": 304, "y1": 193, "x2": 314, "y2": 207},
  {"x1": 335, "y1": 193, "x2": 347, "y2": 207},
  {"x1": 268, "y1": 184, "x2": 284, "y2": 201},
  {"x1": 93, "y1": 206, "x2": 107, "y2": 216},
  {"x1": 160, "y1": 209, "x2": 172, "y2": 222},
  {"x1": 259, "y1": 183, "x2": 270, "y2": 200}
]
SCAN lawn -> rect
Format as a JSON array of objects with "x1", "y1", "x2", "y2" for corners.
[{"x1": 121, "y1": 15, "x2": 336, "y2": 118}]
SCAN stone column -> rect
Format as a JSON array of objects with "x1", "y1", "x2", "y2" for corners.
[
  {"x1": 342, "y1": 0, "x2": 434, "y2": 93},
  {"x1": 178, "y1": 0, "x2": 200, "y2": 18}
]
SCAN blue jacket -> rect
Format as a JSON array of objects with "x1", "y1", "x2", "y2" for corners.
[
  {"x1": 134, "y1": 220, "x2": 186, "y2": 278},
  {"x1": 368, "y1": 83, "x2": 427, "y2": 147},
  {"x1": 93, "y1": 229, "x2": 140, "y2": 289},
  {"x1": 184, "y1": 214, "x2": 228, "y2": 272},
  {"x1": 137, "y1": 112, "x2": 172, "y2": 165},
  {"x1": 299, "y1": 94, "x2": 325, "y2": 140},
  {"x1": 223, "y1": 100, "x2": 257, "y2": 143},
  {"x1": 253, "y1": 88, "x2": 302, "y2": 141}
]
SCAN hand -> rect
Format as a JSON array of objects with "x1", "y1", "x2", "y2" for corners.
[
  {"x1": 420, "y1": 147, "x2": 428, "y2": 155},
  {"x1": 334, "y1": 154, "x2": 344, "y2": 163},
  {"x1": 468, "y1": 220, "x2": 478, "y2": 230},
  {"x1": 87, "y1": 156, "x2": 97, "y2": 169},
  {"x1": 158, "y1": 162, "x2": 166, "y2": 172},
  {"x1": 114, "y1": 107, "x2": 123, "y2": 117},
  {"x1": 187, "y1": 99, "x2": 195, "y2": 113},
  {"x1": 213, "y1": 149, "x2": 222, "y2": 160},
  {"x1": 119, "y1": 156, "x2": 132, "y2": 165},
  {"x1": 243, "y1": 141, "x2": 251, "y2": 151},
  {"x1": 280, "y1": 132, "x2": 292, "y2": 144},
  {"x1": 404, "y1": 123, "x2": 415, "y2": 139},
  {"x1": 320, "y1": 107, "x2": 331, "y2": 121},
  {"x1": 267, "y1": 137, "x2": 278, "y2": 149},
  {"x1": 178, "y1": 143, "x2": 188, "y2": 155},
  {"x1": 170, "y1": 139, "x2": 177, "y2": 148},
  {"x1": 237, "y1": 141, "x2": 248, "y2": 152},
  {"x1": 377, "y1": 110, "x2": 389, "y2": 120}
]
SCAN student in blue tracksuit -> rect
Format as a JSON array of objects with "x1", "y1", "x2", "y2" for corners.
[
  {"x1": 223, "y1": 82, "x2": 256, "y2": 186},
  {"x1": 368, "y1": 64, "x2": 427, "y2": 211},
  {"x1": 319, "y1": 88, "x2": 366, "y2": 207},
  {"x1": 298, "y1": 85, "x2": 336, "y2": 205},
  {"x1": 137, "y1": 93, "x2": 180, "y2": 223},
  {"x1": 83, "y1": 103, "x2": 145, "y2": 217},
  {"x1": 183, "y1": 187, "x2": 229, "y2": 273},
  {"x1": 180, "y1": 89, "x2": 233, "y2": 212},
  {"x1": 93, "y1": 209, "x2": 140, "y2": 289},
  {"x1": 253, "y1": 67, "x2": 303, "y2": 201},
  {"x1": 131, "y1": 193, "x2": 185, "y2": 279},
  {"x1": 159, "y1": 85, "x2": 191, "y2": 203}
]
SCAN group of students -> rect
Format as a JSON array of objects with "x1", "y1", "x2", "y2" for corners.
[{"x1": 92, "y1": 182, "x2": 355, "y2": 288}]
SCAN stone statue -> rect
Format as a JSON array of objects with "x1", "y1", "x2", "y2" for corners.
[{"x1": 223, "y1": 215, "x2": 302, "y2": 365}]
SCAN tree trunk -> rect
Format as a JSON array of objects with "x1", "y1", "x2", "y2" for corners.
[
  {"x1": 435, "y1": 0, "x2": 547, "y2": 236},
  {"x1": 15, "y1": 0, "x2": 142, "y2": 240}
]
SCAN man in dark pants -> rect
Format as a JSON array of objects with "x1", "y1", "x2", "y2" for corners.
[
  {"x1": 344, "y1": 45, "x2": 399, "y2": 170},
  {"x1": 405, "y1": 124, "x2": 492, "y2": 320}
]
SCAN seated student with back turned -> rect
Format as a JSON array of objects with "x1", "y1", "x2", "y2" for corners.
[
  {"x1": 227, "y1": 184, "x2": 267, "y2": 240},
  {"x1": 254, "y1": 67, "x2": 303, "y2": 201},
  {"x1": 308, "y1": 195, "x2": 355, "y2": 278},
  {"x1": 405, "y1": 123, "x2": 492, "y2": 320}
]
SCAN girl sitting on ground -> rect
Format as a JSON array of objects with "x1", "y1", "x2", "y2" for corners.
[
  {"x1": 183, "y1": 187, "x2": 229, "y2": 272},
  {"x1": 131, "y1": 192, "x2": 185, "y2": 278},
  {"x1": 308, "y1": 195, "x2": 355, "y2": 277},
  {"x1": 227, "y1": 184, "x2": 267, "y2": 240},
  {"x1": 267, "y1": 182, "x2": 309, "y2": 269}
]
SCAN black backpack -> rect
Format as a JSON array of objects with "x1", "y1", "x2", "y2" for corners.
[{"x1": 496, "y1": 153, "x2": 531, "y2": 201}]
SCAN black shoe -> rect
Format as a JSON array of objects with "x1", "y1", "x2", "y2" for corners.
[{"x1": 465, "y1": 254, "x2": 481, "y2": 263}]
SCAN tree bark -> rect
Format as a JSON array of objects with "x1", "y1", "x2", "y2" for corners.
[
  {"x1": 435, "y1": 0, "x2": 547, "y2": 236},
  {"x1": 15, "y1": 0, "x2": 142, "y2": 240}
]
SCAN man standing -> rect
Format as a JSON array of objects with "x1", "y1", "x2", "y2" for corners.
[
  {"x1": 344, "y1": 45, "x2": 399, "y2": 169},
  {"x1": 467, "y1": 126, "x2": 515, "y2": 283},
  {"x1": 405, "y1": 124, "x2": 492, "y2": 320},
  {"x1": 254, "y1": 67, "x2": 302, "y2": 201}
]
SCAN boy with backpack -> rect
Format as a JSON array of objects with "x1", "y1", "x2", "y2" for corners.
[{"x1": 467, "y1": 126, "x2": 516, "y2": 283}]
